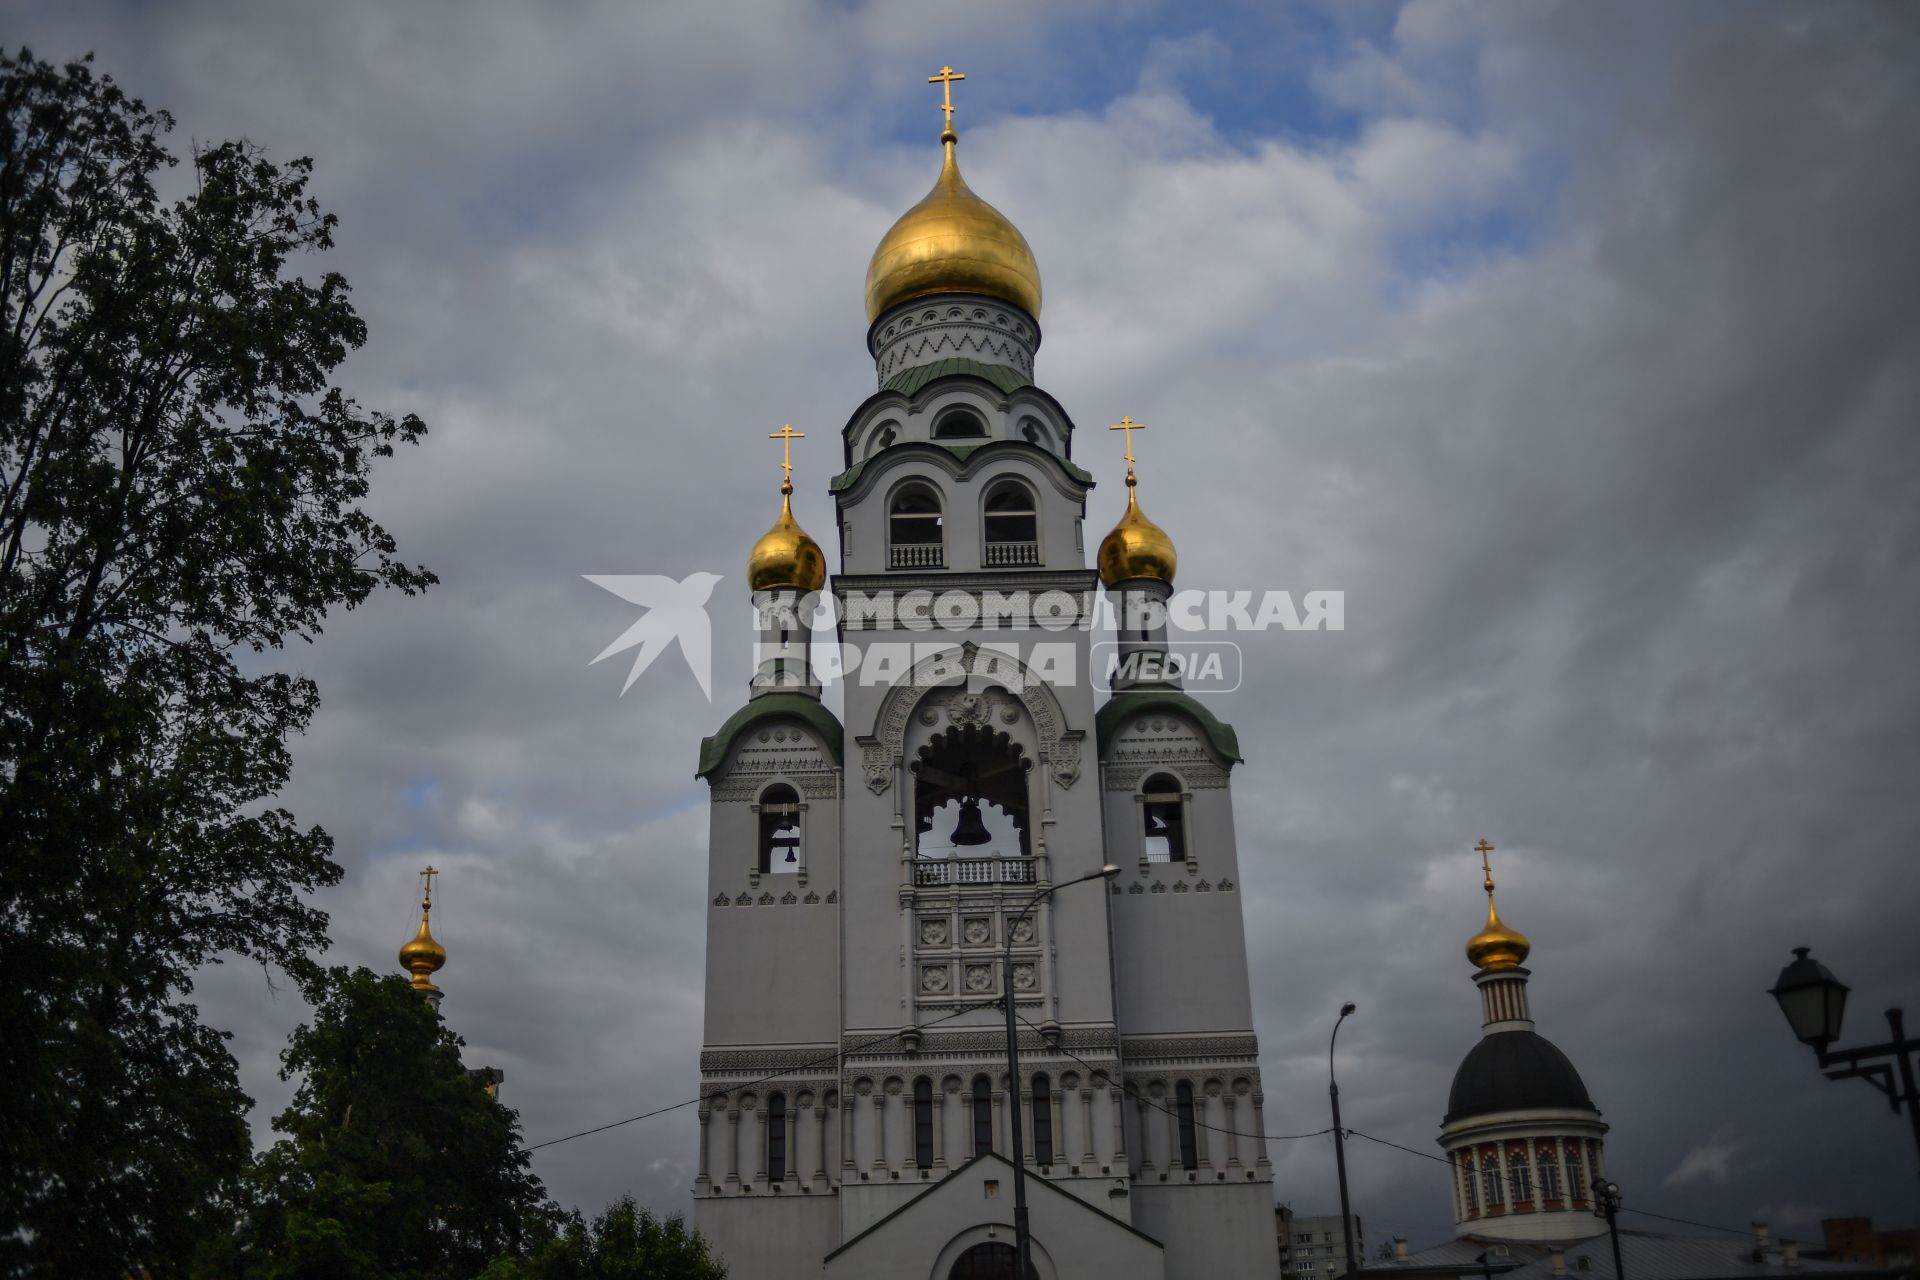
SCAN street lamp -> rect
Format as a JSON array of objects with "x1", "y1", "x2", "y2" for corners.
[
  {"x1": 1593, "y1": 1180, "x2": 1625, "y2": 1280},
  {"x1": 1330, "y1": 1002, "x2": 1359, "y2": 1277},
  {"x1": 1005, "y1": 863, "x2": 1119, "y2": 1280},
  {"x1": 1768, "y1": 946, "x2": 1920, "y2": 1192}
]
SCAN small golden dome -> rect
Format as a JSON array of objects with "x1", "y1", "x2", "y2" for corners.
[
  {"x1": 1098, "y1": 481, "x2": 1178, "y2": 586},
  {"x1": 864, "y1": 132, "x2": 1041, "y2": 323},
  {"x1": 747, "y1": 483, "x2": 827, "y2": 593},
  {"x1": 1466, "y1": 898, "x2": 1531, "y2": 971},
  {"x1": 1466, "y1": 840, "x2": 1530, "y2": 970},
  {"x1": 399, "y1": 913, "x2": 445, "y2": 995}
]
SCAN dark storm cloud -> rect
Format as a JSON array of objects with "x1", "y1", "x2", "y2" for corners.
[{"x1": 13, "y1": 0, "x2": 1917, "y2": 1246}]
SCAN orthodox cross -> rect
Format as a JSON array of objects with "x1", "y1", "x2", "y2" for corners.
[
  {"x1": 419, "y1": 864, "x2": 438, "y2": 911},
  {"x1": 769, "y1": 424, "x2": 805, "y2": 487},
  {"x1": 1475, "y1": 839, "x2": 1495, "y2": 893},
  {"x1": 1108, "y1": 416, "x2": 1145, "y2": 481},
  {"x1": 929, "y1": 65, "x2": 966, "y2": 132}
]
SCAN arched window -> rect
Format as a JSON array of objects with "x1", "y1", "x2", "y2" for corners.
[
  {"x1": 971, "y1": 1075, "x2": 993, "y2": 1156},
  {"x1": 759, "y1": 784, "x2": 801, "y2": 874},
  {"x1": 1511, "y1": 1148, "x2": 1534, "y2": 1201},
  {"x1": 914, "y1": 1078, "x2": 934, "y2": 1169},
  {"x1": 1462, "y1": 1152, "x2": 1479, "y2": 1212},
  {"x1": 889, "y1": 485, "x2": 944, "y2": 569},
  {"x1": 1174, "y1": 1080, "x2": 1198, "y2": 1170},
  {"x1": 1483, "y1": 1150, "x2": 1505, "y2": 1206},
  {"x1": 1031, "y1": 1073, "x2": 1053, "y2": 1166},
  {"x1": 1567, "y1": 1145, "x2": 1586, "y2": 1201},
  {"x1": 1539, "y1": 1144, "x2": 1561, "y2": 1200},
  {"x1": 933, "y1": 408, "x2": 987, "y2": 439},
  {"x1": 982, "y1": 480, "x2": 1039, "y2": 566},
  {"x1": 767, "y1": 1092, "x2": 787, "y2": 1182},
  {"x1": 1142, "y1": 773, "x2": 1186, "y2": 864}
]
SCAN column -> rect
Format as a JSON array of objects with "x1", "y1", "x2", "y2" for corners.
[
  {"x1": 877, "y1": 1081, "x2": 896, "y2": 1174},
  {"x1": 1080, "y1": 1088, "x2": 1097, "y2": 1165},
  {"x1": 1163, "y1": 1085, "x2": 1180, "y2": 1173},
  {"x1": 1195, "y1": 1086, "x2": 1213, "y2": 1171},
  {"x1": 724, "y1": 1105, "x2": 741, "y2": 1189},
  {"x1": 1020, "y1": 1087, "x2": 1034, "y2": 1165},
  {"x1": 746, "y1": 1098, "x2": 763, "y2": 1186},
  {"x1": 1555, "y1": 1140, "x2": 1571, "y2": 1206},
  {"x1": 1251, "y1": 1090, "x2": 1273, "y2": 1171},
  {"x1": 841, "y1": 1088, "x2": 858, "y2": 1177},
  {"x1": 1135, "y1": 1090, "x2": 1155, "y2": 1174},
  {"x1": 993, "y1": 1085, "x2": 1006, "y2": 1155},
  {"x1": 932, "y1": 1085, "x2": 947, "y2": 1170},
  {"x1": 813, "y1": 1102, "x2": 828, "y2": 1185},
  {"x1": 1109, "y1": 1086, "x2": 1127, "y2": 1168},
  {"x1": 1222, "y1": 1092, "x2": 1242, "y2": 1169},
  {"x1": 696, "y1": 1105, "x2": 712, "y2": 1192}
]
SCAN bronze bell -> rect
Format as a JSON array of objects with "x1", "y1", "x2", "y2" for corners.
[{"x1": 949, "y1": 796, "x2": 992, "y2": 846}]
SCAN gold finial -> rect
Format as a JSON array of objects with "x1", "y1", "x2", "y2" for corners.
[
  {"x1": 769, "y1": 424, "x2": 805, "y2": 495},
  {"x1": 1108, "y1": 416, "x2": 1145, "y2": 486},
  {"x1": 1466, "y1": 839, "x2": 1530, "y2": 971},
  {"x1": 748, "y1": 425, "x2": 826, "y2": 593},
  {"x1": 929, "y1": 65, "x2": 966, "y2": 140},
  {"x1": 399, "y1": 864, "x2": 447, "y2": 997}
]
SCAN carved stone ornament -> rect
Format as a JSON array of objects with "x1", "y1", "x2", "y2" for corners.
[
  {"x1": 1009, "y1": 919, "x2": 1035, "y2": 945},
  {"x1": 964, "y1": 964, "x2": 993, "y2": 993},
  {"x1": 920, "y1": 918, "x2": 950, "y2": 947},
  {"x1": 858, "y1": 644, "x2": 1075, "y2": 795},
  {"x1": 1049, "y1": 736, "x2": 1082, "y2": 790},
  {"x1": 947, "y1": 691, "x2": 993, "y2": 727},
  {"x1": 1011, "y1": 962, "x2": 1037, "y2": 991},
  {"x1": 862, "y1": 743, "x2": 892, "y2": 795},
  {"x1": 921, "y1": 965, "x2": 951, "y2": 993},
  {"x1": 962, "y1": 918, "x2": 992, "y2": 945}
]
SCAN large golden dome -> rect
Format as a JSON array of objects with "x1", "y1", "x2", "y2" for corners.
[
  {"x1": 1098, "y1": 481, "x2": 1178, "y2": 586},
  {"x1": 399, "y1": 913, "x2": 446, "y2": 995},
  {"x1": 747, "y1": 483, "x2": 826, "y2": 593},
  {"x1": 864, "y1": 131, "x2": 1041, "y2": 323}
]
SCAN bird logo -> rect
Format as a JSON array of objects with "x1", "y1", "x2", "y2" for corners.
[{"x1": 583, "y1": 572, "x2": 724, "y2": 700}]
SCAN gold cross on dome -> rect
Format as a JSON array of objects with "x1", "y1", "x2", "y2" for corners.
[
  {"x1": 1474, "y1": 839, "x2": 1495, "y2": 891},
  {"x1": 929, "y1": 65, "x2": 966, "y2": 131},
  {"x1": 419, "y1": 864, "x2": 438, "y2": 909},
  {"x1": 1107, "y1": 416, "x2": 1145, "y2": 479},
  {"x1": 768, "y1": 424, "x2": 805, "y2": 483}
]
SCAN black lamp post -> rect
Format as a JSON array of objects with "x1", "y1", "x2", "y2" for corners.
[
  {"x1": 1593, "y1": 1180, "x2": 1625, "y2": 1280},
  {"x1": 1768, "y1": 946, "x2": 1920, "y2": 1194},
  {"x1": 1005, "y1": 863, "x2": 1119, "y2": 1280},
  {"x1": 1330, "y1": 1002, "x2": 1360, "y2": 1277}
]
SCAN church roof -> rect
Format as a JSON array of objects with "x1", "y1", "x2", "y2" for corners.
[
  {"x1": 1095, "y1": 688, "x2": 1243, "y2": 765},
  {"x1": 829, "y1": 437, "x2": 1094, "y2": 495},
  {"x1": 1444, "y1": 1029, "x2": 1596, "y2": 1123},
  {"x1": 695, "y1": 694, "x2": 844, "y2": 781},
  {"x1": 883, "y1": 355, "x2": 1032, "y2": 397}
]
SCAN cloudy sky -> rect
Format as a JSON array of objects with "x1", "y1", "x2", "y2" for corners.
[{"x1": 18, "y1": 0, "x2": 1920, "y2": 1250}]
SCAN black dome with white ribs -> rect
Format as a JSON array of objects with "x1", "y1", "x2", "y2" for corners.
[{"x1": 1444, "y1": 1029, "x2": 1597, "y2": 1124}]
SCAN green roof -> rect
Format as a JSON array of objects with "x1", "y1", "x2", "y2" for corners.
[
  {"x1": 696, "y1": 694, "x2": 845, "y2": 781},
  {"x1": 882, "y1": 357, "x2": 1033, "y2": 397},
  {"x1": 1095, "y1": 689, "x2": 1243, "y2": 766}
]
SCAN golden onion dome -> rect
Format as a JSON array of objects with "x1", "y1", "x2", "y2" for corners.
[
  {"x1": 747, "y1": 482, "x2": 827, "y2": 593},
  {"x1": 399, "y1": 912, "x2": 445, "y2": 995},
  {"x1": 864, "y1": 129, "x2": 1041, "y2": 323},
  {"x1": 1098, "y1": 479, "x2": 1178, "y2": 587},
  {"x1": 1466, "y1": 843, "x2": 1531, "y2": 970},
  {"x1": 1466, "y1": 898, "x2": 1531, "y2": 971}
]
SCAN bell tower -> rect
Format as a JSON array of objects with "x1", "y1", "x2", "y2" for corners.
[{"x1": 689, "y1": 68, "x2": 1280, "y2": 1280}]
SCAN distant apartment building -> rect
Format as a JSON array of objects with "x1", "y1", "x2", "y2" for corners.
[{"x1": 1277, "y1": 1206, "x2": 1366, "y2": 1280}]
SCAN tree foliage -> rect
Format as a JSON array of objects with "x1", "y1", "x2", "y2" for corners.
[
  {"x1": 215, "y1": 968, "x2": 547, "y2": 1280},
  {"x1": 0, "y1": 47, "x2": 430, "y2": 1276},
  {"x1": 480, "y1": 1196, "x2": 727, "y2": 1280}
]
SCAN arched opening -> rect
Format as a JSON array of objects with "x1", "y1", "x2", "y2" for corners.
[
  {"x1": 971, "y1": 1075, "x2": 994, "y2": 1156},
  {"x1": 1031, "y1": 1072, "x2": 1053, "y2": 1166},
  {"x1": 889, "y1": 484, "x2": 944, "y2": 569},
  {"x1": 1174, "y1": 1080, "x2": 1197, "y2": 1170},
  {"x1": 950, "y1": 1242, "x2": 1024, "y2": 1280},
  {"x1": 912, "y1": 720, "x2": 1031, "y2": 881},
  {"x1": 759, "y1": 784, "x2": 801, "y2": 874},
  {"x1": 1020, "y1": 417, "x2": 1051, "y2": 450},
  {"x1": 933, "y1": 408, "x2": 987, "y2": 439},
  {"x1": 1141, "y1": 773, "x2": 1185, "y2": 864},
  {"x1": 914, "y1": 1077, "x2": 935, "y2": 1169},
  {"x1": 766, "y1": 1092, "x2": 787, "y2": 1181},
  {"x1": 982, "y1": 480, "x2": 1039, "y2": 566},
  {"x1": 868, "y1": 423, "x2": 897, "y2": 457}
]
